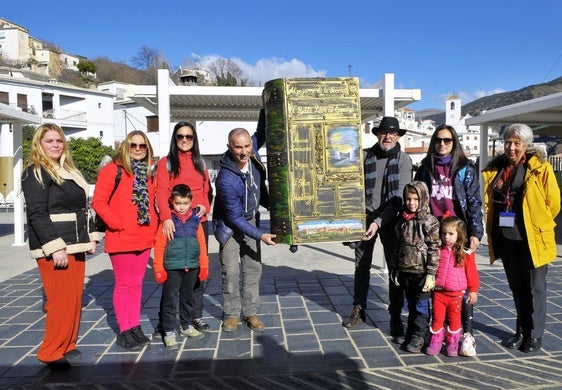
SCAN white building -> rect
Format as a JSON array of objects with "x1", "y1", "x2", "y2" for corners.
[
  {"x1": 0, "y1": 75, "x2": 115, "y2": 193},
  {"x1": 0, "y1": 18, "x2": 81, "y2": 77},
  {"x1": 98, "y1": 80, "x2": 270, "y2": 178}
]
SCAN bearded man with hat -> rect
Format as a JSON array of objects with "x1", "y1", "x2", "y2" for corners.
[{"x1": 342, "y1": 116, "x2": 413, "y2": 341}]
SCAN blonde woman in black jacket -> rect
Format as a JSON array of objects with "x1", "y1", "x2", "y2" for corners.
[{"x1": 21, "y1": 124, "x2": 99, "y2": 371}]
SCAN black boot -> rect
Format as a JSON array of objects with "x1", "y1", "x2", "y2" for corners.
[
  {"x1": 130, "y1": 325, "x2": 151, "y2": 346},
  {"x1": 116, "y1": 329, "x2": 142, "y2": 351}
]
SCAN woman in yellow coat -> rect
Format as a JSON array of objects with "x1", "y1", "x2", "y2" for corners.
[{"x1": 482, "y1": 123, "x2": 560, "y2": 354}]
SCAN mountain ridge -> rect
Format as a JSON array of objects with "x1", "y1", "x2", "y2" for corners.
[{"x1": 418, "y1": 76, "x2": 562, "y2": 123}]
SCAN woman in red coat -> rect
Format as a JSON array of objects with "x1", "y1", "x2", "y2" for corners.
[
  {"x1": 154, "y1": 122, "x2": 213, "y2": 335},
  {"x1": 93, "y1": 131, "x2": 158, "y2": 350}
]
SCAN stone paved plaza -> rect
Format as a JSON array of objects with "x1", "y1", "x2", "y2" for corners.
[{"x1": 1, "y1": 211, "x2": 562, "y2": 389}]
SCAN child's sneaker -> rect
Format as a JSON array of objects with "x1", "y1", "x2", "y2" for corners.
[
  {"x1": 459, "y1": 332, "x2": 477, "y2": 357},
  {"x1": 405, "y1": 336, "x2": 424, "y2": 353},
  {"x1": 180, "y1": 324, "x2": 204, "y2": 339},
  {"x1": 152, "y1": 326, "x2": 163, "y2": 339},
  {"x1": 163, "y1": 331, "x2": 178, "y2": 350},
  {"x1": 192, "y1": 318, "x2": 211, "y2": 332}
]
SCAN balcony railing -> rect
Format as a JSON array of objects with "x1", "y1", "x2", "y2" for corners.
[
  {"x1": 42, "y1": 109, "x2": 87, "y2": 122},
  {"x1": 0, "y1": 102, "x2": 37, "y2": 114}
]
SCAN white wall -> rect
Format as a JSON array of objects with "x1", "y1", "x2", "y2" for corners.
[{"x1": 0, "y1": 77, "x2": 115, "y2": 146}]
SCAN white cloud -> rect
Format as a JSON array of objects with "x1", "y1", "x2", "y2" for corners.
[
  {"x1": 473, "y1": 88, "x2": 506, "y2": 99},
  {"x1": 233, "y1": 57, "x2": 327, "y2": 85},
  {"x1": 190, "y1": 54, "x2": 327, "y2": 85}
]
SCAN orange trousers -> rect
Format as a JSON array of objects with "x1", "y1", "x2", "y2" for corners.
[{"x1": 36, "y1": 253, "x2": 85, "y2": 363}]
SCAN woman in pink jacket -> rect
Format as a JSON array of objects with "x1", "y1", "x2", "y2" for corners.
[{"x1": 93, "y1": 131, "x2": 158, "y2": 350}]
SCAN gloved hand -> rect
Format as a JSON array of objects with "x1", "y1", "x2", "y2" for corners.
[
  {"x1": 342, "y1": 241, "x2": 357, "y2": 249},
  {"x1": 199, "y1": 267, "x2": 209, "y2": 282},
  {"x1": 154, "y1": 269, "x2": 168, "y2": 284},
  {"x1": 422, "y1": 274, "x2": 435, "y2": 292},
  {"x1": 389, "y1": 267, "x2": 400, "y2": 287}
]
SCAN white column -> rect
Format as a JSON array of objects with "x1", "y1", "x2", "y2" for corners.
[
  {"x1": 157, "y1": 69, "x2": 171, "y2": 157},
  {"x1": 12, "y1": 123, "x2": 25, "y2": 246},
  {"x1": 479, "y1": 124, "x2": 490, "y2": 244},
  {"x1": 382, "y1": 73, "x2": 395, "y2": 117},
  {"x1": 0, "y1": 124, "x2": 11, "y2": 157}
]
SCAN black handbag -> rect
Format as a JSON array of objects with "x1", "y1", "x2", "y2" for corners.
[{"x1": 94, "y1": 166, "x2": 122, "y2": 232}]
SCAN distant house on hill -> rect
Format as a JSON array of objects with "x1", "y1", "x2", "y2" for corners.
[{"x1": 0, "y1": 17, "x2": 81, "y2": 78}]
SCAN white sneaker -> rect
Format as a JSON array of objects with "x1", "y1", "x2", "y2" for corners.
[
  {"x1": 180, "y1": 324, "x2": 204, "y2": 339},
  {"x1": 459, "y1": 332, "x2": 477, "y2": 356},
  {"x1": 163, "y1": 331, "x2": 178, "y2": 350}
]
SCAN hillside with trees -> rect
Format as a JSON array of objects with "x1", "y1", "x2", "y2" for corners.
[
  {"x1": 420, "y1": 76, "x2": 562, "y2": 123},
  {"x1": 58, "y1": 45, "x2": 250, "y2": 88}
]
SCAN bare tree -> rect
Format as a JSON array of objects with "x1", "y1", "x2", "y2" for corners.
[
  {"x1": 207, "y1": 58, "x2": 248, "y2": 86},
  {"x1": 131, "y1": 46, "x2": 162, "y2": 70}
]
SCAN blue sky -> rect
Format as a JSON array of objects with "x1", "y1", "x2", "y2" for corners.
[{"x1": 3, "y1": 1, "x2": 562, "y2": 110}]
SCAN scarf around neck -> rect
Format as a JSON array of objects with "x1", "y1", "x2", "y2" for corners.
[
  {"x1": 435, "y1": 154, "x2": 452, "y2": 166},
  {"x1": 365, "y1": 143, "x2": 401, "y2": 204},
  {"x1": 131, "y1": 160, "x2": 150, "y2": 225}
]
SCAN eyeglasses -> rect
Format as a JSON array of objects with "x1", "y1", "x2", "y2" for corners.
[
  {"x1": 130, "y1": 143, "x2": 147, "y2": 150},
  {"x1": 176, "y1": 133, "x2": 195, "y2": 141},
  {"x1": 435, "y1": 137, "x2": 453, "y2": 145},
  {"x1": 377, "y1": 131, "x2": 400, "y2": 137}
]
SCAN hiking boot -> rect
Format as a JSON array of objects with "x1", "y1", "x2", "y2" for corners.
[
  {"x1": 342, "y1": 305, "x2": 365, "y2": 328},
  {"x1": 222, "y1": 316, "x2": 239, "y2": 332},
  {"x1": 521, "y1": 337, "x2": 542, "y2": 353},
  {"x1": 130, "y1": 325, "x2": 150, "y2": 346},
  {"x1": 505, "y1": 333, "x2": 524, "y2": 349},
  {"x1": 192, "y1": 318, "x2": 211, "y2": 332},
  {"x1": 244, "y1": 315, "x2": 266, "y2": 332},
  {"x1": 405, "y1": 336, "x2": 424, "y2": 353},
  {"x1": 163, "y1": 331, "x2": 178, "y2": 350},
  {"x1": 180, "y1": 324, "x2": 204, "y2": 339},
  {"x1": 116, "y1": 329, "x2": 141, "y2": 351},
  {"x1": 393, "y1": 334, "x2": 406, "y2": 345}
]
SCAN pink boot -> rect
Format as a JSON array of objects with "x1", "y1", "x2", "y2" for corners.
[
  {"x1": 425, "y1": 327, "x2": 445, "y2": 355},
  {"x1": 446, "y1": 327, "x2": 462, "y2": 357}
]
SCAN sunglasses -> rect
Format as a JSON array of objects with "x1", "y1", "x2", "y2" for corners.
[
  {"x1": 130, "y1": 143, "x2": 147, "y2": 150},
  {"x1": 435, "y1": 137, "x2": 453, "y2": 145},
  {"x1": 176, "y1": 133, "x2": 195, "y2": 141}
]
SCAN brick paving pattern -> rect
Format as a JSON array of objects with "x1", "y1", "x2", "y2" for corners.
[{"x1": 1, "y1": 212, "x2": 562, "y2": 389}]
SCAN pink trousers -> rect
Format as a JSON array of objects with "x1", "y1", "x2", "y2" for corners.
[{"x1": 110, "y1": 249, "x2": 150, "y2": 332}]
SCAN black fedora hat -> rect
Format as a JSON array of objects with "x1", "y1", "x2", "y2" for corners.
[{"x1": 372, "y1": 116, "x2": 407, "y2": 136}]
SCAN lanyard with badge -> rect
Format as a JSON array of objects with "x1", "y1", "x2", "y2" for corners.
[{"x1": 497, "y1": 160, "x2": 523, "y2": 228}]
